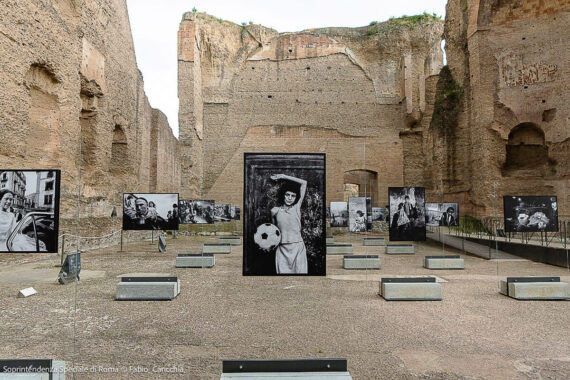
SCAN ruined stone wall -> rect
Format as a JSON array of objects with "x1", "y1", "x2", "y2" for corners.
[
  {"x1": 151, "y1": 109, "x2": 181, "y2": 193},
  {"x1": 439, "y1": 0, "x2": 570, "y2": 217},
  {"x1": 0, "y1": 0, "x2": 180, "y2": 239},
  {"x1": 178, "y1": 13, "x2": 444, "y2": 208}
]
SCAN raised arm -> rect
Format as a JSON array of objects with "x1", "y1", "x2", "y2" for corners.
[{"x1": 271, "y1": 174, "x2": 307, "y2": 204}]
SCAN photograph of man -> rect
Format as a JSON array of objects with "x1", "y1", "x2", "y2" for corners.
[{"x1": 122, "y1": 193, "x2": 179, "y2": 230}]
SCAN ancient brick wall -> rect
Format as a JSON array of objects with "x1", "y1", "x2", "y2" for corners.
[
  {"x1": 0, "y1": 0, "x2": 180, "y2": 238},
  {"x1": 440, "y1": 0, "x2": 570, "y2": 217},
  {"x1": 178, "y1": 13, "x2": 444, "y2": 209}
]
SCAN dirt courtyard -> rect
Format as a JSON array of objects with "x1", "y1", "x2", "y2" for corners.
[{"x1": 1, "y1": 233, "x2": 569, "y2": 379}]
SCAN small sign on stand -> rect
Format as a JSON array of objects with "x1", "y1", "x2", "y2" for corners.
[
  {"x1": 57, "y1": 252, "x2": 81, "y2": 284},
  {"x1": 158, "y1": 235, "x2": 166, "y2": 252}
]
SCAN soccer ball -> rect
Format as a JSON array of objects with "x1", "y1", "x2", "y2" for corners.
[{"x1": 254, "y1": 223, "x2": 281, "y2": 251}]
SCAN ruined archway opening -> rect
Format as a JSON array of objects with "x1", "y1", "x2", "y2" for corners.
[
  {"x1": 110, "y1": 125, "x2": 128, "y2": 173},
  {"x1": 504, "y1": 122, "x2": 549, "y2": 170},
  {"x1": 343, "y1": 170, "x2": 378, "y2": 204}
]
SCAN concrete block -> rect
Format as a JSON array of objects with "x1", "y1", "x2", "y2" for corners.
[
  {"x1": 203, "y1": 244, "x2": 231, "y2": 254},
  {"x1": 500, "y1": 279, "x2": 569, "y2": 300},
  {"x1": 326, "y1": 244, "x2": 353, "y2": 255},
  {"x1": 326, "y1": 237, "x2": 335, "y2": 244},
  {"x1": 385, "y1": 244, "x2": 415, "y2": 255},
  {"x1": 218, "y1": 237, "x2": 241, "y2": 245},
  {"x1": 363, "y1": 237, "x2": 386, "y2": 246},
  {"x1": 221, "y1": 359, "x2": 352, "y2": 379},
  {"x1": 176, "y1": 254, "x2": 215, "y2": 268},
  {"x1": 423, "y1": 255, "x2": 464, "y2": 270},
  {"x1": 18, "y1": 287, "x2": 38, "y2": 298},
  {"x1": 116, "y1": 277, "x2": 180, "y2": 300},
  {"x1": 379, "y1": 278, "x2": 441, "y2": 301},
  {"x1": 220, "y1": 372, "x2": 353, "y2": 379},
  {"x1": 343, "y1": 255, "x2": 380, "y2": 270}
]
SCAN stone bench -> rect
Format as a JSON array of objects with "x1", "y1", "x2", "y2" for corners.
[
  {"x1": 363, "y1": 237, "x2": 386, "y2": 246},
  {"x1": 221, "y1": 359, "x2": 352, "y2": 380},
  {"x1": 176, "y1": 254, "x2": 215, "y2": 268},
  {"x1": 385, "y1": 244, "x2": 415, "y2": 255},
  {"x1": 202, "y1": 243, "x2": 232, "y2": 254},
  {"x1": 326, "y1": 237, "x2": 335, "y2": 244},
  {"x1": 500, "y1": 277, "x2": 569, "y2": 300},
  {"x1": 326, "y1": 244, "x2": 353, "y2": 255},
  {"x1": 343, "y1": 255, "x2": 381, "y2": 270},
  {"x1": 218, "y1": 237, "x2": 241, "y2": 245},
  {"x1": 379, "y1": 277, "x2": 442, "y2": 301},
  {"x1": 423, "y1": 255, "x2": 464, "y2": 270},
  {"x1": 116, "y1": 276, "x2": 180, "y2": 301},
  {"x1": 0, "y1": 359, "x2": 66, "y2": 380}
]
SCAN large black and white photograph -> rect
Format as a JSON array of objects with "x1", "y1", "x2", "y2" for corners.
[
  {"x1": 243, "y1": 153, "x2": 326, "y2": 276},
  {"x1": 0, "y1": 170, "x2": 60, "y2": 253},
  {"x1": 178, "y1": 200, "x2": 215, "y2": 224},
  {"x1": 426, "y1": 203, "x2": 459, "y2": 227},
  {"x1": 389, "y1": 187, "x2": 426, "y2": 241},
  {"x1": 123, "y1": 193, "x2": 179, "y2": 230},
  {"x1": 213, "y1": 203, "x2": 232, "y2": 222},
  {"x1": 348, "y1": 197, "x2": 369, "y2": 232},
  {"x1": 330, "y1": 201, "x2": 348, "y2": 227},
  {"x1": 504, "y1": 196, "x2": 558, "y2": 232}
]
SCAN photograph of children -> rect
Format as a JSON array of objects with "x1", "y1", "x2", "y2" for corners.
[
  {"x1": 243, "y1": 153, "x2": 326, "y2": 276},
  {"x1": 178, "y1": 200, "x2": 215, "y2": 224},
  {"x1": 214, "y1": 204, "x2": 232, "y2": 222},
  {"x1": 425, "y1": 203, "x2": 459, "y2": 227},
  {"x1": 348, "y1": 197, "x2": 368, "y2": 232},
  {"x1": 123, "y1": 193, "x2": 179, "y2": 230},
  {"x1": 0, "y1": 170, "x2": 60, "y2": 253},
  {"x1": 330, "y1": 201, "x2": 348, "y2": 227},
  {"x1": 389, "y1": 187, "x2": 426, "y2": 241},
  {"x1": 504, "y1": 196, "x2": 558, "y2": 232}
]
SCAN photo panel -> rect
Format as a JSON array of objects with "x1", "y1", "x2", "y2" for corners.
[
  {"x1": 388, "y1": 187, "x2": 426, "y2": 241},
  {"x1": 426, "y1": 203, "x2": 459, "y2": 227},
  {"x1": 372, "y1": 207, "x2": 388, "y2": 222},
  {"x1": 0, "y1": 169, "x2": 61, "y2": 253},
  {"x1": 330, "y1": 201, "x2": 348, "y2": 227},
  {"x1": 123, "y1": 193, "x2": 179, "y2": 230},
  {"x1": 213, "y1": 203, "x2": 232, "y2": 222},
  {"x1": 348, "y1": 197, "x2": 367, "y2": 232},
  {"x1": 504, "y1": 196, "x2": 558, "y2": 232},
  {"x1": 178, "y1": 200, "x2": 215, "y2": 224},
  {"x1": 243, "y1": 153, "x2": 326, "y2": 276}
]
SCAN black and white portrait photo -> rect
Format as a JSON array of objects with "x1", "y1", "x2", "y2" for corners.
[
  {"x1": 231, "y1": 206, "x2": 241, "y2": 220},
  {"x1": 389, "y1": 187, "x2": 426, "y2": 241},
  {"x1": 504, "y1": 196, "x2": 558, "y2": 232},
  {"x1": 348, "y1": 197, "x2": 369, "y2": 232},
  {"x1": 178, "y1": 200, "x2": 215, "y2": 224},
  {"x1": 426, "y1": 203, "x2": 459, "y2": 227},
  {"x1": 330, "y1": 201, "x2": 348, "y2": 227},
  {"x1": 243, "y1": 153, "x2": 326, "y2": 276},
  {"x1": 214, "y1": 203, "x2": 232, "y2": 222},
  {"x1": 123, "y1": 193, "x2": 179, "y2": 230},
  {"x1": 0, "y1": 170, "x2": 60, "y2": 253}
]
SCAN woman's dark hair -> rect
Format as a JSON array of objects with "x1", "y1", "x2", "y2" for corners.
[
  {"x1": 356, "y1": 210, "x2": 364, "y2": 217},
  {"x1": 148, "y1": 201, "x2": 156, "y2": 208},
  {"x1": 277, "y1": 180, "x2": 301, "y2": 206},
  {"x1": 397, "y1": 202, "x2": 404, "y2": 210}
]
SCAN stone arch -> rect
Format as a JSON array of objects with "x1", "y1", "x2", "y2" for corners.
[
  {"x1": 343, "y1": 169, "x2": 378, "y2": 204},
  {"x1": 24, "y1": 64, "x2": 61, "y2": 165},
  {"x1": 505, "y1": 122, "x2": 548, "y2": 169},
  {"x1": 110, "y1": 125, "x2": 128, "y2": 173}
]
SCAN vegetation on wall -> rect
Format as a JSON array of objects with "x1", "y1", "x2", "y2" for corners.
[
  {"x1": 367, "y1": 12, "x2": 442, "y2": 35},
  {"x1": 430, "y1": 65, "x2": 463, "y2": 136}
]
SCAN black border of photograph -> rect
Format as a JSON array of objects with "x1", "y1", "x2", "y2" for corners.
[
  {"x1": 388, "y1": 187, "x2": 426, "y2": 241},
  {"x1": 503, "y1": 196, "x2": 558, "y2": 232},
  {"x1": 123, "y1": 193, "x2": 180, "y2": 231},
  {"x1": 0, "y1": 169, "x2": 61, "y2": 253},
  {"x1": 243, "y1": 153, "x2": 326, "y2": 276}
]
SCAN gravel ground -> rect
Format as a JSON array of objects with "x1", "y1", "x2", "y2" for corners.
[{"x1": 1, "y1": 234, "x2": 569, "y2": 379}]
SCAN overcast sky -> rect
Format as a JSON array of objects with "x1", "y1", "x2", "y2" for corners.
[{"x1": 126, "y1": 0, "x2": 448, "y2": 137}]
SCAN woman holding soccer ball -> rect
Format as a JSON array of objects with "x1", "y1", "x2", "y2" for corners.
[{"x1": 270, "y1": 174, "x2": 307, "y2": 274}]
